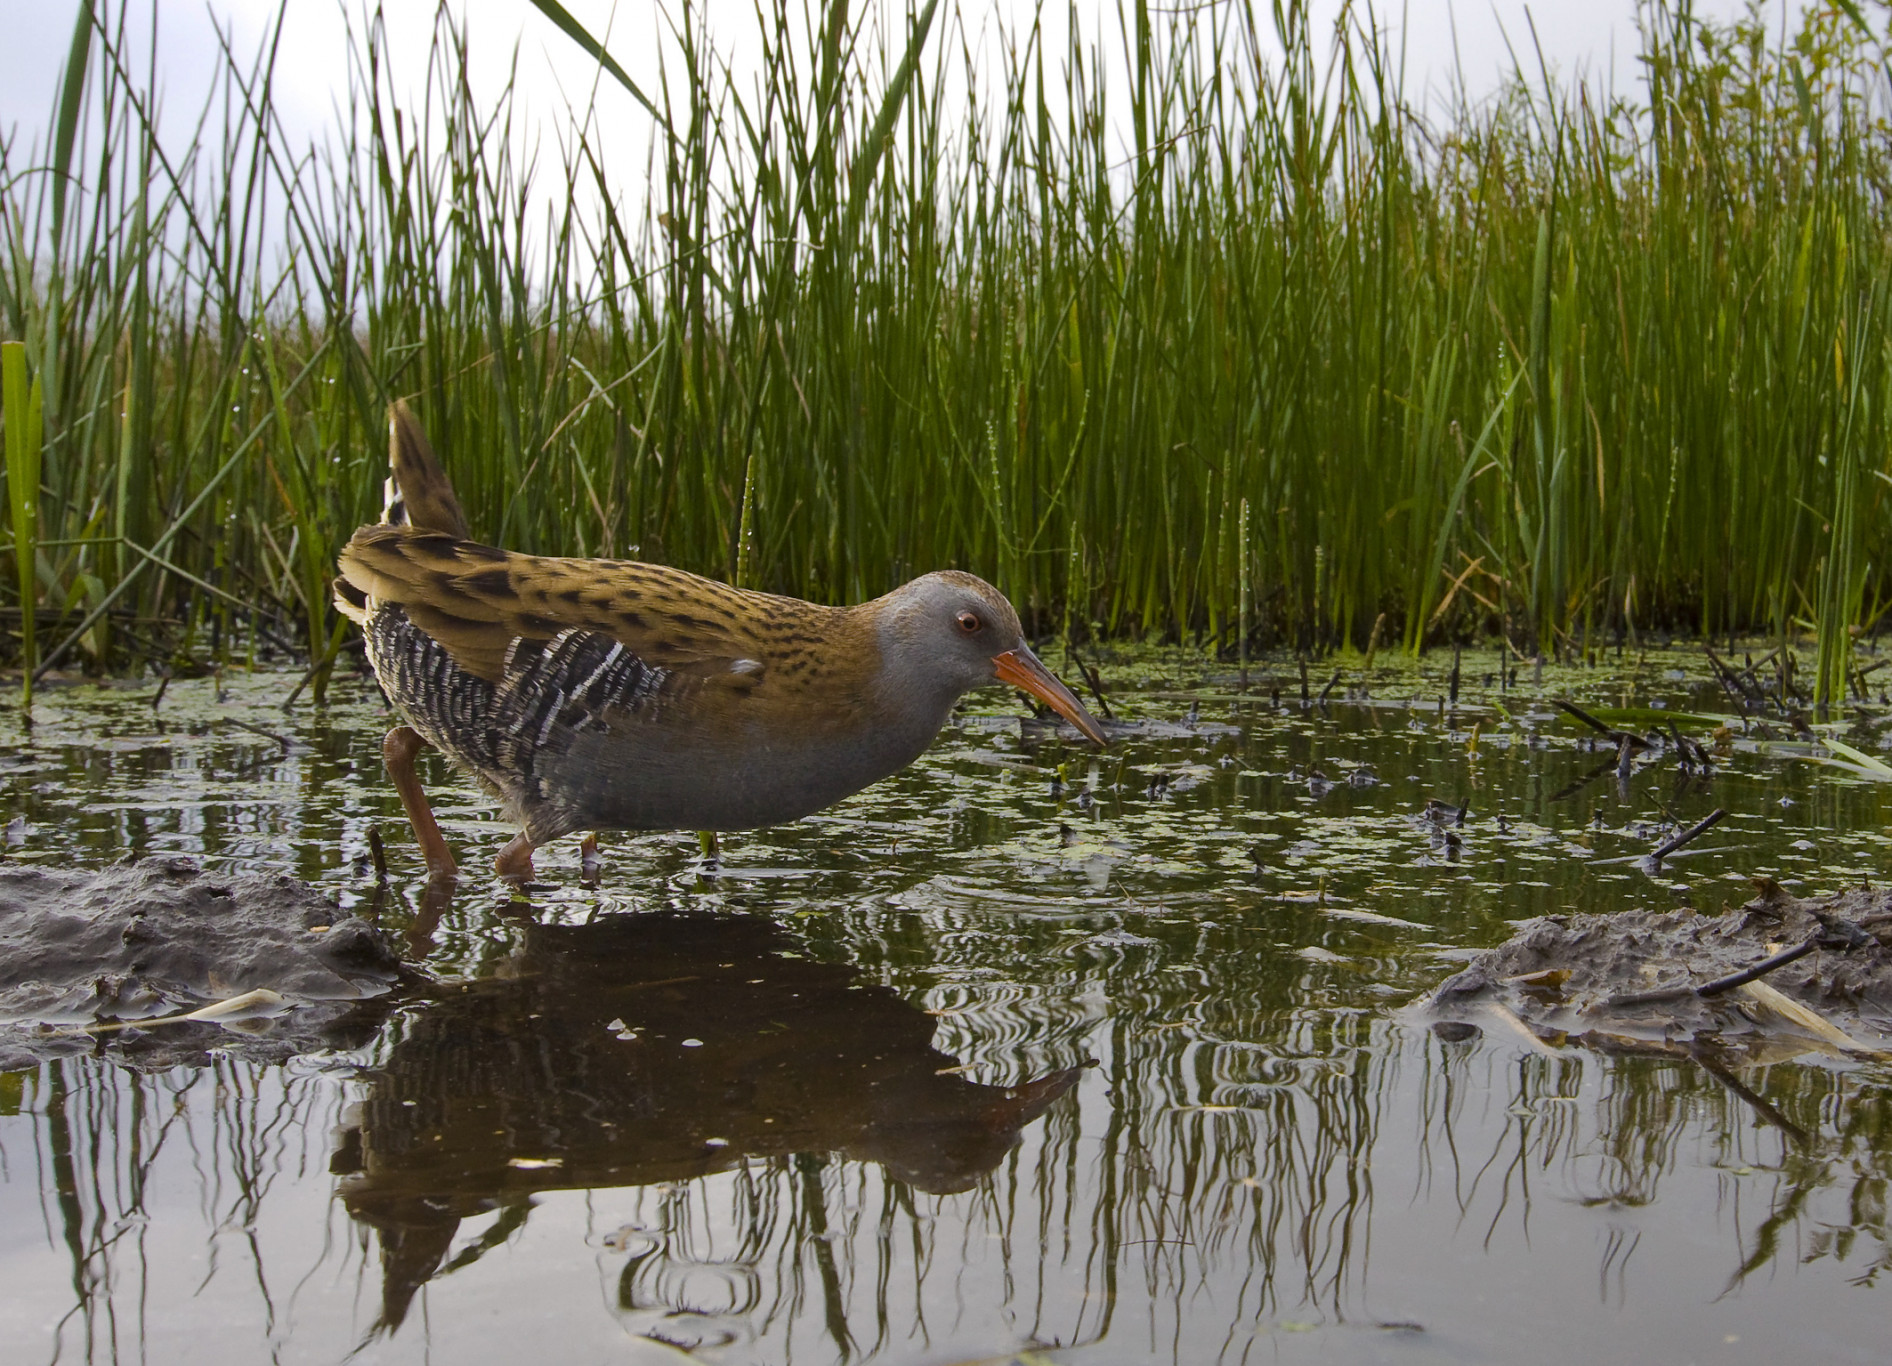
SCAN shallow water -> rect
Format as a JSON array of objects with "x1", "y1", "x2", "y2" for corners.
[{"x1": 3, "y1": 647, "x2": 1892, "y2": 1365}]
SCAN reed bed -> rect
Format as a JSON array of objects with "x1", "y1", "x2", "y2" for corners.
[{"x1": 1, "y1": 1, "x2": 1890, "y2": 701}]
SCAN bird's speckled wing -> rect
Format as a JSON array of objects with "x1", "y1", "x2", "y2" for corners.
[{"x1": 335, "y1": 524, "x2": 775, "y2": 689}]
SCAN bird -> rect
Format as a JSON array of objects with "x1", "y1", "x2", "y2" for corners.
[{"x1": 333, "y1": 403, "x2": 1107, "y2": 881}]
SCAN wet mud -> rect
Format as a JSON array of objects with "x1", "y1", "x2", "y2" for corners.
[
  {"x1": 1429, "y1": 880, "x2": 1892, "y2": 1057},
  {"x1": 0, "y1": 856, "x2": 407, "y2": 1070}
]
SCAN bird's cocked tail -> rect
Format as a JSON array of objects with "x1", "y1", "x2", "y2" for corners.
[
  {"x1": 333, "y1": 402, "x2": 472, "y2": 627},
  {"x1": 384, "y1": 401, "x2": 470, "y2": 539}
]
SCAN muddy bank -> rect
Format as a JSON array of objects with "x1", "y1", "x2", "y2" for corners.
[
  {"x1": 1428, "y1": 881, "x2": 1892, "y2": 1058},
  {"x1": 0, "y1": 856, "x2": 407, "y2": 1070}
]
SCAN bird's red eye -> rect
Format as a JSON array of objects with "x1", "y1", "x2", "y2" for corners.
[{"x1": 957, "y1": 610, "x2": 981, "y2": 633}]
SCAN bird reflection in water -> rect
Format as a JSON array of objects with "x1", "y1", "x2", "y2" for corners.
[{"x1": 333, "y1": 910, "x2": 1085, "y2": 1336}]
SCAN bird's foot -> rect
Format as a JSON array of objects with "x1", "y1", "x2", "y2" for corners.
[{"x1": 495, "y1": 832, "x2": 536, "y2": 881}]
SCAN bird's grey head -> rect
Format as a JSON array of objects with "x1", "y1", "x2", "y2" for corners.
[
  {"x1": 874, "y1": 571, "x2": 1107, "y2": 745},
  {"x1": 877, "y1": 570, "x2": 1024, "y2": 694}
]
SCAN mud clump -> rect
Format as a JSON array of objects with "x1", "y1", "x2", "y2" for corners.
[
  {"x1": 0, "y1": 856, "x2": 407, "y2": 1071},
  {"x1": 1429, "y1": 880, "x2": 1892, "y2": 1058}
]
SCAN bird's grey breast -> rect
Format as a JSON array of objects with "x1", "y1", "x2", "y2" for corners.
[{"x1": 550, "y1": 666, "x2": 957, "y2": 833}]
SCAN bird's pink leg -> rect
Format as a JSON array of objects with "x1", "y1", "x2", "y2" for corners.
[
  {"x1": 383, "y1": 726, "x2": 456, "y2": 878},
  {"x1": 495, "y1": 832, "x2": 536, "y2": 880}
]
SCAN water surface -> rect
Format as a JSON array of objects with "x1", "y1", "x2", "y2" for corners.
[{"x1": 3, "y1": 648, "x2": 1890, "y2": 1364}]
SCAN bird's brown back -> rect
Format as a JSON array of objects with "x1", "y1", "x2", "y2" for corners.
[{"x1": 338, "y1": 525, "x2": 881, "y2": 723}]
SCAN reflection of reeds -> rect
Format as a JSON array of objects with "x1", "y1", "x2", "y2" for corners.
[
  {"x1": 847, "y1": 910, "x2": 1395, "y2": 1343},
  {"x1": 3, "y1": 5, "x2": 1892, "y2": 693},
  {"x1": 11, "y1": 917, "x2": 1892, "y2": 1359},
  {"x1": 1411, "y1": 1038, "x2": 1892, "y2": 1304},
  {"x1": 14, "y1": 1057, "x2": 351, "y2": 1363}
]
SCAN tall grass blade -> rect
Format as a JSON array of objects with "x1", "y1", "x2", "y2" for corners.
[
  {"x1": 49, "y1": 0, "x2": 94, "y2": 241},
  {"x1": 522, "y1": 0, "x2": 667, "y2": 126},
  {"x1": 2, "y1": 342, "x2": 43, "y2": 706},
  {"x1": 844, "y1": 0, "x2": 940, "y2": 233}
]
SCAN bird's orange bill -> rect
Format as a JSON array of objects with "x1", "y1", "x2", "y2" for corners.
[{"x1": 993, "y1": 645, "x2": 1109, "y2": 746}]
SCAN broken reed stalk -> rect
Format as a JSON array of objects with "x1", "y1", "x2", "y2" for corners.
[
  {"x1": 1650, "y1": 808, "x2": 1728, "y2": 862},
  {"x1": 1554, "y1": 698, "x2": 1650, "y2": 750},
  {"x1": 1610, "y1": 933, "x2": 1823, "y2": 1008},
  {"x1": 1702, "y1": 645, "x2": 1754, "y2": 709},
  {"x1": 1665, "y1": 720, "x2": 1712, "y2": 771},
  {"x1": 279, "y1": 635, "x2": 346, "y2": 711},
  {"x1": 223, "y1": 716, "x2": 291, "y2": 753},
  {"x1": 58, "y1": 987, "x2": 287, "y2": 1035},
  {"x1": 1066, "y1": 644, "x2": 1113, "y2": 720}
]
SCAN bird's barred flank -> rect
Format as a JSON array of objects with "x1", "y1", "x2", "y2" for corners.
[
  {"x1": 367, "y1": 605, "x2": 668, "y2": 791},
  {"x1": 366, "y1": 607, "x2": 495, "y2": 764},
  {"x1": 495, "y1": 629, "x2": 669, "y2": 748}
]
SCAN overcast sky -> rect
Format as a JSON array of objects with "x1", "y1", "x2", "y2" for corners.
[
  {"x1": 3, "y1": 1, "x2": 1794, "y2": 153},
  {"x1": 2, "y1": 0, "x2": 1796, "y2": 271}
]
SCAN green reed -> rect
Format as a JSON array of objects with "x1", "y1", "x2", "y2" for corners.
[{"x1": 1, "y1": 1, "x2": 1890, "y2": 701}]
